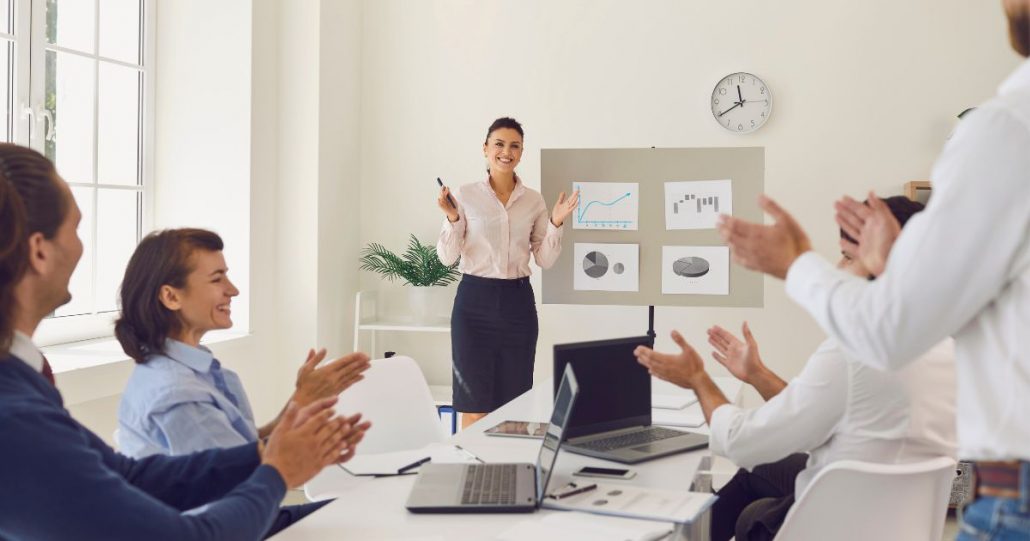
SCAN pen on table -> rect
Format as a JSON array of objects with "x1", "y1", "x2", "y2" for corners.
[
  {"x1": 397, "y1": 456, "x2": 431, "y2": 475},
  {"x1": 437, "y1": 177, "x2": 458, "y2": 209},
  {"x1": 552, "y1": 483, "x2": 598, "y2": 500},
  {"x1": 454, "y1": 444, "x2": 485, "y2": 463}
]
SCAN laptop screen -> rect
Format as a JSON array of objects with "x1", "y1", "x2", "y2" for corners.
[
  {"x1": 535, "y1": 363, "x2": 579, "y2": 501},
  {"x1": 553, "y1": 335, "x2": 654, "y2": 438}
]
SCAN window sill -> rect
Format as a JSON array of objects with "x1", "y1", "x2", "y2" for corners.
[{"x1": 43, "y1": 330, "x2": 251, "y2": 406}]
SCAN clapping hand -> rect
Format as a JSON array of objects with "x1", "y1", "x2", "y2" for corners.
[
  {"x1": 633, "y1": 331, "x2": 706, "y2": 389},
  {"x1": 550, "y1": 190, "x2": 580, "y2": 227},
  {"x1": 293, "y1": 350, "x2": 371, "y2": 407},
  {"x1": 835, "y1": 191, "x2": 901, "y2": 277},
  {"x1": 261, "y1": 398, "x2": 356, "y2": 488},
  {"x1": 717, "y1": 195, "x2": 812, "y2": 280},
  {"x1": 707, "y1": 322, "x2": 766, "y2": 384}
]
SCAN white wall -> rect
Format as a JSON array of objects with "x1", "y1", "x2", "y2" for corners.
[{"x1": 356, "y1": 0, "x2": 1022, "y2": 398}]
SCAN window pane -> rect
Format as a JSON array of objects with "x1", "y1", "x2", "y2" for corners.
[
  {"x1": 55, "y1": 186, "x2": 94, "y2": 317},
  {"x1": 0, "y1": 40, "x2": 9, "y2": 142},
  {"x1": 0, "y1": 0, "x2": 10, "y2": 35},
  {"x1": 46, "y1": 0, "x2": 96, "y2": 54},
  {"x1": 46, "y1": 49, "x2": 95, "y2": 184},
  {"x1": 98, "y1": 62, "x2": 138, "y2": 185},
  {"x1": 95, "y1": 189, "x2": 137, "y2": 312},
  {"x1": 98, "y1": 0, "x2": 139, "y2": 65}
]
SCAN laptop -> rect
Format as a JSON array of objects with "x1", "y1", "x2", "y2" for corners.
[
  {"x1": 554, "y1": 336, "x2": 708, "y2": 464},
  {"x1": 405, "y1": 364, "x2": 580, "y2": 513}
]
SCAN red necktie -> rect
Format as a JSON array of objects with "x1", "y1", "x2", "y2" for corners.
[{"x1": 41, "y1": 355, "x2": 56, "y2": 386}]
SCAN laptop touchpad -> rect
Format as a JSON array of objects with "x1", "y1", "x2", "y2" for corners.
[{"x1": 631, "y1": 443, "x2": 662, "y2": 453}]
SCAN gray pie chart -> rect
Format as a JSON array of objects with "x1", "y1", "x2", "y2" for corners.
[
  {"x1": 583, "y1": 251, "x2": 609, "y2": 278},
  {"x1": 673, "y1": 256, "x2": 710, "y2": 278}
]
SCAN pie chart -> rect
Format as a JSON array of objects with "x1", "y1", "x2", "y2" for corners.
[
  {"x1": 583, "y1": 251, "x2": 609, "y2": 278},
  {"x1": 673, "y1": 256, "x2": 710, "y2": 278}
]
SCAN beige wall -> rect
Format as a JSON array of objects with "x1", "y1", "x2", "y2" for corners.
[{"x1": 355, "y1": 0, "x2": 1022, "y2": 403}]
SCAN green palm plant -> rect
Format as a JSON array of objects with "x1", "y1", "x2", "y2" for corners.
[{"x1": 359, "y1": 234, "x2": 460, "y2": 287}]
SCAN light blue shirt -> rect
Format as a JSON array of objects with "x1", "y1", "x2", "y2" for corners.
[{"x1": 118, "y1": 339, "x2": 260, "y2": 458}]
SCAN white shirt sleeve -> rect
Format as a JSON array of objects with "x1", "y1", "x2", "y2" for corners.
[
  {"x1": 709, "y1": 341, "x2": 848, "y2": 470},
  {"x1": 785, "y1": 105, "x2": 1030, "y2": 370},
  {"x1": 436, "y1": 207, "x2": 467, "y2": 266}
]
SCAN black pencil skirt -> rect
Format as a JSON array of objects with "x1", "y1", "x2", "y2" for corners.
[{"x1": 450, "y1": 274, "x2": 539, "y2": 413}]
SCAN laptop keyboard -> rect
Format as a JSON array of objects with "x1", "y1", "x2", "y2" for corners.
[
  {"x1": 576, "y1": 426, "x2": 685, "y2": 452},
  {"x1": 461, "y1": 464, "x2": 519, "y2": 505}
]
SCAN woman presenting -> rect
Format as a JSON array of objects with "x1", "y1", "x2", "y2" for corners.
[{"x1": 437, "y1": 117, "x2": 578, "y2": 429}]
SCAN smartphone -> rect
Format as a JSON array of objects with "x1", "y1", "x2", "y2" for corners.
[
  {"x1": 572, "y1": 466, "x2": 637, "y2": 480},
  {"x1": 483, "y1": 420, "x2": 548, "y2": 439}
]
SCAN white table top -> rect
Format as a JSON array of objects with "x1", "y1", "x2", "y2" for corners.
[{"x1": 271, "y1": 377, "x2": 741, "y2": 540}]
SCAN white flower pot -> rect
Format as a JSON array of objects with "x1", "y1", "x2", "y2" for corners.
[{"x1": 408, "y1": 286, "x2": 433, "y2": 324}]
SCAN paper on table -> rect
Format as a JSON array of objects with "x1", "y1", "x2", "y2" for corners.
[
  {"x1": 542, "y1": 483, "x2": 716, "y2": 524},
  {"x1": 342, "y1": 444, "x2": 480, "y2": 476},
  {"x1": 496, "y1": 511, "x2": 674, "y2": 541},
  {"x1": 342, "y1": 449, "x2": 430, "y2": 476}
]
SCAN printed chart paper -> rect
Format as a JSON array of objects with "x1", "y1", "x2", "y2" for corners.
[
  {"x1": 572, "y1": 181, "x2": 639, "y2": 230},
  {"x1": 664, "y1": 179, "x2": 733, "y2": 230},
  {"x1": 661, "y1": 246, "x2": 729, "y2": 295},
  {"x1": 574, "y1": 243, "x2": 639, "y2": 292}
]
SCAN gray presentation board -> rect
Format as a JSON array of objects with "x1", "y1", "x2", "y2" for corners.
[{"x1": 541, "y1": 147, "x2": 764, "y2": 308}]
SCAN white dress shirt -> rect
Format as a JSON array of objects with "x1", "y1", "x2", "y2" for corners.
[
  {"x1": 437, "y1": 177, "x2": 563, "y2": 279},
  {"x1": 785, "y1": 59, "x2": 1030, "y2": 461},
  {"x1": 710, "y1": 339, "x2": 957, "y2": 497},
  {"x1": 9, "y1": 331, "x2": 43, "y2": 373}
]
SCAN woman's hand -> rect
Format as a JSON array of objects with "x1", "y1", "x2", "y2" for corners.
[
  {"x1": 550, "y1": 190, "x2": 580, "y2": 227},
  {"x1": 437, "y1": 186, "x2": 459, "y2": 222},
  {"x1": 835, "y1": 192, "x2": 901, "y2": 277},
  {"x1": 261, "y1": 398, "x2": 352, "y2": 489},
  {"x1": 293, "y1": 349, "x2": 371, "y2": 407},
  {"x1": 633, "y1": 330, "x2": 707, "y2": 389},
  {"x1": 707, "y1": 322, "x2": 766, "y2": 384}
]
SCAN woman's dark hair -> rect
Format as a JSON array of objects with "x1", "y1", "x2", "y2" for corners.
[
  {"x1": 839, "y1": 195, "x2": 926, "y2": 246},
  {"x1": 0, "y1": 144, "x2": 64, "y2": 354},
  {"x1": 484, "y1": 117, "x2": 524, "y2": 143},
  {"x1": 115, "y1": 228, "x2": 224, "y2": 363}
]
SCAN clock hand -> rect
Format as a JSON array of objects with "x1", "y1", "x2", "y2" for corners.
[
  {"x1": 737, "y1": 85, "x2": 744, "y2": 105},
  {"x1": 718, "y1": 102, "x2": 742, "y2": 117}
]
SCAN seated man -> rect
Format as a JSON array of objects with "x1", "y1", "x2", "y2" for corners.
[
  {"x1": 0, "y1": 143, "x2": 370, "y2": 540},
  {"x1": 635, "y1": 196, "x2": 956, "y2": 541},
  {"x1": 114, "y1": 228, "x2": 371, "y2": 457}
]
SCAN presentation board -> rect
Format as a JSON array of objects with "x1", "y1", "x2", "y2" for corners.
[{"x1": 541, "y1": 147, "x2": 764, "y2": 308}]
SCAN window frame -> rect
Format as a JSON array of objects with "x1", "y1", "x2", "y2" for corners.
[{"x1": 20, "y1": 0, "x2": 156, "y2": 347}]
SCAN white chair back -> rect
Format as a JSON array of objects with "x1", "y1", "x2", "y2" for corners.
[
  {"x1": 334, "y1": 355, "x2": 447, "y2": 455},
  {"x1": 774, "y1": 457, "x2": 957, "y2": 541}
]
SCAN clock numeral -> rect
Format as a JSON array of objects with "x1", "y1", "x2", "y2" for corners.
[
  {"x1": 737, "y1": 124, "x2": 743, "y2": 131},
  {"x1": 714, "y1": 98, "x2": 720, "y2": 105},
  {"x1": 760, "y1": 87, "x2": 766, "y2": 94},
  {"x1": 719, "y1": 87, "x2": 727, "y2": 96},
  {"x1": 761, "y1": 111, "x2": 766, "y2": 118},
  {"x1": 738, "y1": 75, "x2": 745, "y2": 83},
  {"x1": 726, "y1": 118, "x2": 731, "y2": 127},
  {"x1": 751, "y1": 120, "x2": 756, "y2": 128}
]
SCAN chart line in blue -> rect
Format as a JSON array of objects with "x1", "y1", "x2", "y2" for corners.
[{"x1": 575, "y1": 192, "x2": 633, "y2": 223}]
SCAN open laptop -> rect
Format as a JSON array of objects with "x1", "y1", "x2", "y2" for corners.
[
  {"x1": 405, "y1": 364, "x2": 580, "y2": 513},
  {"x1": 554, "y1": 336, "x2": 708, "y2": 464}
]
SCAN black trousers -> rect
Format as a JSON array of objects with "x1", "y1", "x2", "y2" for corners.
[
  {"x1": 711, "y1": 453, "x2": 809, "y2": 541},
  {"x1": 450, "y1": 274, "x2": 538, "y2": 413}
]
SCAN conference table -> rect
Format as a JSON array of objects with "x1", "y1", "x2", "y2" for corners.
[{"x1": 270, "y1": 377, "x2": 742, "y2": 540}]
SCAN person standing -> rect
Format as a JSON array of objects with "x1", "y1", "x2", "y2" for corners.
[
  {"x1": 717, "y1": 2, "x2": 1030, "y2": 538},
  {"x1": 437, "y1": 117, "x2": 579, "y2": 429}
]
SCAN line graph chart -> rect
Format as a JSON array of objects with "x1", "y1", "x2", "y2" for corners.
[{"x1": 572, "y1": 182, "x2": 639, "y2": 230}]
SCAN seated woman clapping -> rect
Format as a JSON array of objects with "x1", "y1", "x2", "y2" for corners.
[{"x1": 115, "y1": 228, "x2": 371, "y2": 457}]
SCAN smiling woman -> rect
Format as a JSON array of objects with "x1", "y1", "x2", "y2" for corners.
[{"x1": 113, "y1": 228, "x2": 372, "y2": 458}]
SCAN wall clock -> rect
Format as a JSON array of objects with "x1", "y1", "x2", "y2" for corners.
[{"x1": 711, "y1": 72, "x2": 772, "y2": 133}]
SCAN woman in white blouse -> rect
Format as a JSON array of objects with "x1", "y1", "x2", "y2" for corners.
[{"x1": 437, "y1": 117, "x2": 579, "y2": 429}]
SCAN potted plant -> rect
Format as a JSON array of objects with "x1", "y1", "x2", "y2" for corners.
[{"x1": 359, "y1": 234, "x2": 460, "y2": 323}]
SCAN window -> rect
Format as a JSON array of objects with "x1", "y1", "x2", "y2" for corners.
[{"x1": 10, "y1": 0, "x2": 154, "y2": 346}]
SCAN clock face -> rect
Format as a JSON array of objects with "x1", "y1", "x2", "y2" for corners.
[{"x1": 711, "y1": 72, "x2": 772, "y2": 133}]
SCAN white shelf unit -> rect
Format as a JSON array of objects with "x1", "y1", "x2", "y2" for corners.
[{"x1": 353, "y1": 291, "x2": 456, "y2": 431}]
